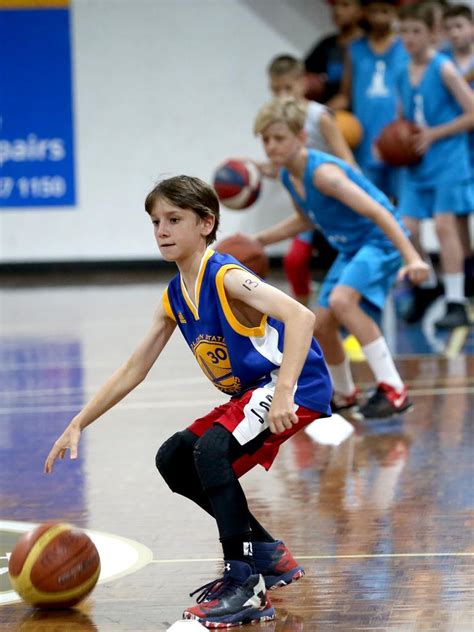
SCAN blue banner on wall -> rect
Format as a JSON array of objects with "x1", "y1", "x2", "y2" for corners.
[{"x1": 0, "y1": 6, "x2": 76, "y2": 208}]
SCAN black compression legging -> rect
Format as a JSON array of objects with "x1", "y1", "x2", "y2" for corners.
[{"x1": 155, "y1": 426, "x2": 274, "y2": 542}]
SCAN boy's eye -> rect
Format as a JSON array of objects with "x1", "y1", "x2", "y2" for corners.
[{"x1": 170, "y1": 217, "x2": 179, "y2": 224}]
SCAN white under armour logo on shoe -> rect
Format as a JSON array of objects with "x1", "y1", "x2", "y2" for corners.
[{"x1": 224, "y1": 562, "x2": 231, "y2": 571}]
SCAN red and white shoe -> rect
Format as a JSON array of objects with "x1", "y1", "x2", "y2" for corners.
[
  {"x1": 360, "y1": 383, "x2": 413, "y2": 419},
  {"x1": 331, "y1": 388, "x2": 361, "y2": 416}
]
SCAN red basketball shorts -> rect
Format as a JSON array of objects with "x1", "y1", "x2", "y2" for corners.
[{"x1": 188, "y1": 386, "x2": 324, "y2": 478}]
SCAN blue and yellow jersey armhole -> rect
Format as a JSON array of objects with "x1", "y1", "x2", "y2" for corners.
[
  {"x1": 162, "y1": 288, "x2": 176, "y2": 322},
  {"x1": 215, "y1": 264, "x2": 267, "y2": 337}
]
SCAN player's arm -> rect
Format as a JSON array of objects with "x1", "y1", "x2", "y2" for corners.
[
  {"x1": 415, "y1": 62, "x2": 474, "y2": 152},
  {"x1": 44, "y1": 303, "x2": 177, "y2": 473},
  {"x1": 313, "y1": 163, "x2": 429, "y2": 284},
  {"x1": 326, "y1": 51, "x2": 352, "y2": 110},
  {"x1": 254, "y1": 201, "x2": 312, "y2": 246},
  {"x1": 319, "y1": 110, "x2": 357, "y2": 166},
  {"x1": 223, "y1": 268, "x2": 315, "y2": 434}
]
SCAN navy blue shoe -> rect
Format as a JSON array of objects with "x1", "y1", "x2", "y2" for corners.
[
  {"x1": 253, "y1": 540, "x2": 305, "y2": 590},
  {"x1": 183, "y1": 560, "x2": 275, "y2": 628}
]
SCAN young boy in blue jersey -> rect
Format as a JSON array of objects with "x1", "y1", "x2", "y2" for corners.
[
  {"x1": 44, "y1": 175, "x2": 333, "y2": 628},
  {"x1": 443, "y1": 3, "x2": 474, "y2": 297},
  {"x1": 397, "y1": 2, "x2": 474, "y2": 328},
  {"x1": 252, "y1": 97, "x2": 429, "y2": 419},
  {"x1": 261, "y1": 53, "x2": 355, "y2": 306},
  {"x1": 331, "y1": 0, "x2": 408, "y2": 198}
]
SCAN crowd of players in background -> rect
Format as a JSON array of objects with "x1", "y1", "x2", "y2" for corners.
[{"x1": 259, "y1": 0, "x2": 473, "y2": 330}]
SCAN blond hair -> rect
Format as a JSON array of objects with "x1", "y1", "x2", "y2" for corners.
[
  {"x1": 267, "y1": 54, "x2": 305, "y2": 78},
  {"x1": 253, "y1": 97, "x2": 306, "y2": 136}
]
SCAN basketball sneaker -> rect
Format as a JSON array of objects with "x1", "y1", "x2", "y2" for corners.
[
  {"x1": 183, "y1": 560, "x2": 275, "y2": 628},
  {"x1": 434, "y1": 302, "x2": 471, "y2": 329},
  {"x1": 360, "y1": 383, "x2": 413, "y2": 419},
  {"x1": 253, "y1": 540, "x2": 305, "y2": 590},
  {"x1": 331, "y1": 388, "x2": 361, "y2": 416}
]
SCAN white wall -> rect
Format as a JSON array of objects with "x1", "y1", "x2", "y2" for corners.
[{"x1": 0, "y1": 0, "x2": 333, "y2": 263}]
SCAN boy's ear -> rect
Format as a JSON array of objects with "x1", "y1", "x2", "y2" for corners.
[{"x1": 200, "y1": 213, "x2": 215, "y2": 237}]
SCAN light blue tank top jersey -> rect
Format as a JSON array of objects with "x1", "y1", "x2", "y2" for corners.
[
  {"x1": 350, "y1": 37, "x2": 409, "y2": 169},
  {"x1": 280, "y1": 149, "x2": 405, "y2": 255},
  {"x1": 396, "y1": 52, "x2": 471, "y2": 185},
  {"x1": 162, "y1": 249, "x2": 332, "y2": 415},
  {"x1": 445, "y1": 47, "x2": 474, "y2": 178}
]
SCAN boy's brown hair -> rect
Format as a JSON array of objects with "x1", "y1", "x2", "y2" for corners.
[
  {"x1": 443, "y1": 3, "x2": 472, "y2": 21},
  {"x1": 144, "y1": 175, "x2": 220, "y2": 246},
  {"x1": 267, "y1": 54, "x2": 305, "y2": 78},
  {"x1": 398, "y1": 2, "x2": 437, "y2": 28}
]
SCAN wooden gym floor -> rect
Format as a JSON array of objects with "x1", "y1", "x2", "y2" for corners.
[{"x1": 0, "y1": 272, "x2": 473, "y2": 631}]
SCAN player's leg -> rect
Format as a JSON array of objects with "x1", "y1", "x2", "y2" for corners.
[
  {"x1": 155, "y1": 427, "x2": 274, "y2": 545},
  {"x1": 434, "y1": 210, "x2": 470, "y2": 328},
  {"x1": 328, "y1": 244, "x2": 412, "y2": 418},
  {"x1": 184, "y1": 424, "x2": 275, "y2": 626},
  {"x1": 283, "y1": 233, "x2": 313, "y2": 306},
  {"x1": 401, "y1": 215, "x2": 443, "y2": 323},
  {"x1": 314, "y1": 305, "x2": 360, "y2": 414}
]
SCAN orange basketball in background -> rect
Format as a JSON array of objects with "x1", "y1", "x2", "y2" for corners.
[
  {"x1": 376, "y1": 119, "x2": 421, "y2": 167},
  {"x1": 215, "y1": 234, "x2": 269, "y2": 279},
  {"x1": 333, "y1": 110, "x2": 363, "y2": 149},
  {"x1": 8, "y1": 522, "x2": 100, "y2": 609}
]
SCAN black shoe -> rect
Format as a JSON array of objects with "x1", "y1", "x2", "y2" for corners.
[
  {"x1": 403, "y1": 284, "x2": 443, "y2": 323},
  {"x1": 360, "y1": 383, "x2": 413, "y2": 419},
  {"x1": 434, "y1": 302, "x2": 471, "y2": 329}
]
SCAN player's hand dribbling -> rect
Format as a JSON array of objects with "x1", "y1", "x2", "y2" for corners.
[
  {"x1": 44, "y1": 421, "x2": 82, "y2": 474},
  {"x1": 397, "y1": 260, "x2": 430, "y2": 285},
  {"x1": 268, "y1": 391, "x2": 299, "y2": 434}
]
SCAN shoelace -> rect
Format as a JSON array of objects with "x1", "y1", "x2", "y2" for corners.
[{"x1": 189, "y1": 575, "x2": 237, "y2": 604}]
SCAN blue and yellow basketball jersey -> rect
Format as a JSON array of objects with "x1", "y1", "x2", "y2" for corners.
[
  {"x1": 280, "y1": 149, "x2": 405, "y2": 254},
  {"x1": 350, "y1": 37, "x2": 408, "y2": 170},
  {"x1": 162, "y1": 249, "x2": 332, "y2": 415},
  {"x1": 396, "y1": 52, "x2": 471, "y2": 185}
]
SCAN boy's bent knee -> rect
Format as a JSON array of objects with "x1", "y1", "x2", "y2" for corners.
[
  {"x1": 328, "y1": 289, "x2": 356, "y2": 315},
  {"x1": 193, "y1": 425, "x2": 235, "y2": 490},
  {"x1": 155, "y1": 430, "x2": 196, "y2": 477}
]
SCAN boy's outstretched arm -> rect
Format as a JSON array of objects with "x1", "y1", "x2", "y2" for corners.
[
  {"x1": 313, "y1": 163, "x2": 429, "y2": 284},
  {"x1": 254, "y1": 202, "x2": 312, "y2": 246},
  {"x1": 223, "y1": 268, "x2": 315, "y2": 434},
  {"x1": 44, "y1": 304, "x2": 176, "y2": 473}
]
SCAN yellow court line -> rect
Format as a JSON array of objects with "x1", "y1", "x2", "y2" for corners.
[
  {"x1": 150, "y1": 552, "x2": 474, "y2": 564},
  {"x1": 444, "y1": 326, "x2": 470, "y2": 359}
]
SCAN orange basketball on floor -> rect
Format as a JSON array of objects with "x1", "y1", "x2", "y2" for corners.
[
  {"x1": 8, "y1": 522, "x2": 101, "y2": 609},
  {"x1": 333, "y1": 110, "x2": 363, "y2": 149},
  {"x1": 376, "y1": 119, "x2": 421, "y2": 167},
  {"x1": 215, "y1": 234, "x2": 269, "y2": 278}
]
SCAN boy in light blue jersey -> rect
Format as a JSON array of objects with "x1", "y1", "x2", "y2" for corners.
[
  {"x1": 44, "y1": 175, "x2": 332, "y2": 628},
  {"x1": 397, "y1": 3, "x2": 474, "y2": 328},
  {"x1": 253, "y1": 97, "x2": 429, "y2": 419},
  {"x1": 444, "y1": 3, "x2": 474, "y2": 297},
  {"x1": 331, "y1": 0, "x2": 408, "y2": 197}
]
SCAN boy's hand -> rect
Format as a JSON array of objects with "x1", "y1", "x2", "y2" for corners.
[
  {"x1": 44, "y1": 422, "x2": 82, "y2": 474},
  {"x1": 268, "y1": 390, "x2": 298, "y2": 434},
  {"x1": 256, "y1": 161, "x2": 279, "y2": 179},
  {"x1": 412, "y1": 127, "x2": 434, "y2": 155},
  {"x1": 397, "y1": 260, "x2": 430, "y2": 285}
]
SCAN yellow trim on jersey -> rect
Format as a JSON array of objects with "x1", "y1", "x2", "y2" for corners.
[
  {"x1": 162, "y1": 288, "x2": 176, "y2": 322},
  {"x1": 215, "y1": 264, "x2": 267, "y2": 337},
  {"x1": 179, "y1": 248, "x2": 215, "y2": 320},
  {"x1": 0, "y1": 0, "x2": 69, "y2": 7}
]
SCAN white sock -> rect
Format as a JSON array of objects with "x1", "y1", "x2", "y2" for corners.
[
  {"x1": 444, "y1": 273, "x2": 465, "y2": 304},
  {"x1": 327, "y1": 356, "x2": 356, "y2": 396},
  {"x1": 420, "y1": 265, "x2": 438, "y2": 289},
  {"x1": 362, "y1": 337, "x2": 403, "y2": 392}
]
